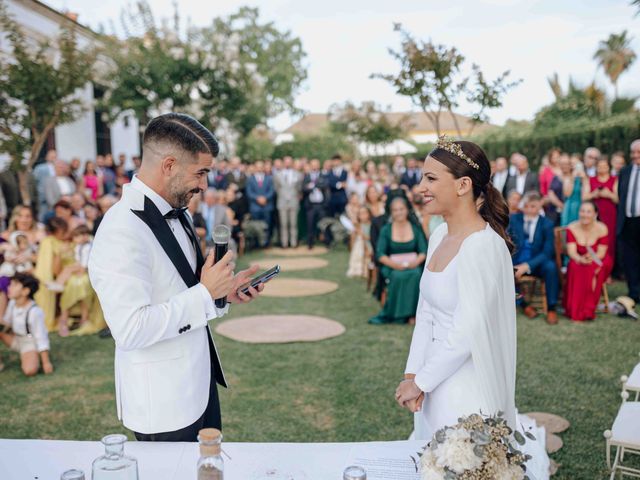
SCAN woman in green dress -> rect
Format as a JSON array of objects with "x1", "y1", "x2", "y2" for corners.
[{"x1": 369, "y1": 197, "x2": 428, "y2": 325}]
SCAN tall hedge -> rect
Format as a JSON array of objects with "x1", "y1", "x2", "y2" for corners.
[{"x1": 474, "y1": 113, "x2": 640, "y2": 168}]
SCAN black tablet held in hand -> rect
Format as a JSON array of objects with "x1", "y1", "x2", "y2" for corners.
[{"x1": 237, "y1": 265, "x2": 281, "y2": 296}]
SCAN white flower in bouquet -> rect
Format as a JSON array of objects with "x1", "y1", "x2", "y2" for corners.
[
  {"x1": 433, "y1": 428, "x2": 483, "y2": 474},
  {"x1": 420, "y1": 448, "x2": 446, "y2": 480},
  {"x1": 495, "y1": 463, "x2": 525, "y2": 480}
]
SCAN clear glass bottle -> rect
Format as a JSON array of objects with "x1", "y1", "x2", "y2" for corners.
[
  {"x1": 91, "y1": 434, "x2": 139, "y2": 480},
  {"x1": 197, "y1": 428, "x2": 224, "y2": 480},
  {"x1": 61, "y1": 469, "x2": 85, "y2": 480}
]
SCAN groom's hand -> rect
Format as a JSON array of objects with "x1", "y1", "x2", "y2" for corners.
[
  {"x1": 227, "y1": 264, "x2": 265, "y2": 304},
  {"x1": 201, "y1": 250, "x2": 235, "y2": 300},
  {"x1": 404, "y1": 392, "x2": 424, "y2": 413}
]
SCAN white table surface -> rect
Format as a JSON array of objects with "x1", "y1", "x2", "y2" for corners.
[{"x1": 0, "y1": 438, "x2": 426, "y2": 480}]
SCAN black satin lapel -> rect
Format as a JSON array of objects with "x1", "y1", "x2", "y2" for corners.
[
  {"x1": 180, "y1": 214, "x2": 205, "y2": 275},
  {"x1": 132, "y1": 196, "x2": 199, "y2": 288}
]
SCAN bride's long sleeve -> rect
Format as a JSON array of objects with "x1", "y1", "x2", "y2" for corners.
[
  {"x1": 413, "y1": 301, "x2": 471, "y2": 393},
  {"x1": 404, "y1": 293, "x2": 431, "y2": 375}
]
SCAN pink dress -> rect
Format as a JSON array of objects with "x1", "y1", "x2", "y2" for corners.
[{"x1": 84, "y1": 174, "x2": 101, "y2": 200}]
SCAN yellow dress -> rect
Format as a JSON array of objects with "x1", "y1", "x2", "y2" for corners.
[{"x1": 34, "y1": 236, "x2": 105, "y2": 334}]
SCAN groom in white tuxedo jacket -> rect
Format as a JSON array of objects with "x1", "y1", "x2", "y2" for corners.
[{"x1": 89, "y1": 113, "x2": 262, "y2": 442}]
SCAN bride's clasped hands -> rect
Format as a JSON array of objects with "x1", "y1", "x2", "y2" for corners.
[{"x1": 395, "y1": 374, "x2": 424, "y2": 413}]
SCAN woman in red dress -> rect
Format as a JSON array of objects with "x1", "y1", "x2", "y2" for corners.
[
  {"x1": 582, "y1": 157, "x2": 618, "y2": 262},
  {"x1": 563, "y1": 201, "x2": 613, "y2": 321}
]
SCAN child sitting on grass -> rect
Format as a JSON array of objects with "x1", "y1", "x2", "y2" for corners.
[{"x1": 0, "y1": 273, "x2": 52, "y2": 376}]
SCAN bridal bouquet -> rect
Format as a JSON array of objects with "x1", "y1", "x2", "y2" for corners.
[{"x1": 417, "y1": 412, "x2": 533, "y2": 480}]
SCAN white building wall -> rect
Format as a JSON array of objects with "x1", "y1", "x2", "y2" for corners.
[
  {"x1": 3, "y1": 0, "x2": 139, "y2": 166},
  {"x1": 110, "y1": 111, "x2": 141, "y2": 170},
  {"x1": 54, "y1": 82, "x2": 97, "y2": 162}
]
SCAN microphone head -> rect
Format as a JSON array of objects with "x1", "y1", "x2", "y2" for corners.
[{"x1": 213, "y1": 225, "x2": 231, "y2": 245}]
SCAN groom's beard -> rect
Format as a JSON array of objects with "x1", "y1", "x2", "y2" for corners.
[{"x1": 168, "y1": 175, "x2": 202, "y2": 208}]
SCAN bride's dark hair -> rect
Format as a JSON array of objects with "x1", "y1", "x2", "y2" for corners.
[{"x1": 429, "y1": 140, "x2": 514, "y2": 253}]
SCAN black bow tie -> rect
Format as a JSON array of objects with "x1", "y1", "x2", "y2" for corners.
[{"x1": 164, "y1": 208, "x2": 187, "y2": 220}]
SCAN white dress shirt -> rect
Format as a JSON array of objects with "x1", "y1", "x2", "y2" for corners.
[
  {"x1": 492, "y1": 170, "x2": 508, "y2": 193},
  {"x1": 4, "y1": 300, "x2": 49, "y2": 352},
  {"x1": 515, "y1": 172, "x2": 528, "y2": 195},
  {"x1": 627, "y1": 164, "x2": 640, "y2": 218},
  {"x1": 523, "y1": 215, "x2": 539, "y2": 244}
]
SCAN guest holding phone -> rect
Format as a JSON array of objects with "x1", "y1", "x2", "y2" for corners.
[{"x1": 563, "y1": 201, "x2": 613, "y2": 321}]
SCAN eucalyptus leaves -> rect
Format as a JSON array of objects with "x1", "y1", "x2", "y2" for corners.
[{"x1": 416, "y1": 412, "x2": 535, "y2": 480}]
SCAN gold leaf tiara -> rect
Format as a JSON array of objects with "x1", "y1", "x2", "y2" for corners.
[{"x1": 436, "y1": 135, "x2": 479, "y2": 170}]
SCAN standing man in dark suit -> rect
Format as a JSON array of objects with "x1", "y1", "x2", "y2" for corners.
[
  {"x1": 504, "y1": 154, "x2": 540, "y2": 197},
  {"x1": 246, "y1": 160, "x2": 275, "y2": 247},
  {"x1": 327, "y1": 154, "x2": 348, "y2": 217},
  {"x1": 617, "y1": 139, "x2": 640, "y2": 302},
  {"x1": 303, "y1": 159, "x2": 328, "y2": 249},
  {"x1": 225, "y1": 157, "x2": 247, "y2": 191},
  {"x1": 207, "y1": 159, "x2": 228, "y2": 190},
  {"x1": 400, "y1": 158, "x2": 422, "y2": 189},
  {"x1": 491, "y1": 157, "x2": 509, "y2": 198},
  {"x1": 508, "y1": 192, "x2": 559, "y2": 324}
]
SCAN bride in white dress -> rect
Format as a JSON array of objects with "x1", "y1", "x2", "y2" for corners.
[{"x1": 394, "y1": 138, "x2": 549, "y2": 479}]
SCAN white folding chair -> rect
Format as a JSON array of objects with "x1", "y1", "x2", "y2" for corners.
[
  {"x1": 622, "y1": 355, "x2": 640, "y2": 402},
  {"x1": 604, "y1": 391, "x2": 640, "y2": 479}
]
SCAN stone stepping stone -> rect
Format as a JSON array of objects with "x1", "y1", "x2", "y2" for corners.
[
  {"x1": 264, "y1": 246, "x2": 328, "y2": 256},
  {"x1": 524, "y1": 412, "x2": 570, "y2": 434},
  {"x1": 215, "y1": 315, "x2": 345, "y2": 344},
  {"x1": 261, "y1": 278, "x2": 338, "y2": 298},
  {"x1": 546, "y1": 433, "x2": 563, "y2": 454},
  {"x1": 549, "y1": 459, "x2": 559, "y2": 476},
  {"x1": 250, "y1": 257, "x2": 329, "y2": 272}
]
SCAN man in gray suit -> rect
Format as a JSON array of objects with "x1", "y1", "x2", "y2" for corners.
[
  {"x1": 200, "y1": 188, "x2": 231, "y2": 248},
  {"x1": 33, "y1": 149, "x2": 57, "y2": 221},
  {"x1": 274, "y1": 156, "x2": 303, "y2": 248},
  {"x1": 504, "y1": 154, "x2": 540, "y2": 197},
  {"x1": 43, "y1": 160, "x2": 77, "y2": 213}
]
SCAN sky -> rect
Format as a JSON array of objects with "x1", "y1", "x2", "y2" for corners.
[{"x1": 47, "y1": 0, "x2": 640, "y2": 131}]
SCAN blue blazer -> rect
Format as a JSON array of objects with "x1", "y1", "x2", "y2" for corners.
[
  {"x1": 246, "y1": 175, "x2": 275, "y2": 211},
  {"x1": 508, "y1": 213, "x2": 555, "y2": 271},
  {"x1": 327, "y1": 169, "x2": 348, "y2": 203}
]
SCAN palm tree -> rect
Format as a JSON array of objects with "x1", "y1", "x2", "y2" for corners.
[{"x1": 593, "y1": 30, "x2": 637, "y2": 99}]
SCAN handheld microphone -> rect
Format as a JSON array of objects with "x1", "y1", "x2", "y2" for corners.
[{"x1": 213, "y1": 225, "x2": 231, "y2": 308}]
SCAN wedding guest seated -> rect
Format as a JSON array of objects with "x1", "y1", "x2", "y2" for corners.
[
  {"x1": 508, "y1": 192, "x2": 559, "y2": 324},
  {"x1": 368, "y1": 197, "x2": 427, "y2": 325},
  {"x1": 53, "y1": 199, "x2": 84, "y2": 232},
  {"x1": 1, "y1": 205, "x2": 46, "y2": 246},
  {"x1": 563, "y1": 201, "x2": 613, "y2": 321},
  {"x1": 0, "y1": 273, "x2": 52, "y2": 376},
  {"x1": 34, "y1": 217, "x2": 73, "y2": 333},
  {"x1": 346, "y1": 206, "x2": 372, "y2": 278},
  {"x1": 506, "y1": 189, "x2": 522, "y2": 214}
]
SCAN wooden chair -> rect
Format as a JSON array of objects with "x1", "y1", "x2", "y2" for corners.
[
  {"x1": 517, "y1": 275, "x2": 548, "y2": 315},
  {"x1": 553, "y1": 226, "x2": 609, "y2": 314}
]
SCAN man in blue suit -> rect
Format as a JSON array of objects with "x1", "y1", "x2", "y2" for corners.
[
  {"x1": 327, "y1": 154, "x2": 348, "y2": 217},
  {"x1": 508, "y1": 191, "x2": 559, "y2": 324},
  {"x1": 246, "y1": 160, "x2": 275, "y2": 247}
]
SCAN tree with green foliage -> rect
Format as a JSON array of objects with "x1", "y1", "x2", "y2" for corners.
[
  {"x1": 535, "y1": 75, "x2": 608, "y2": 129},
  {"x1": 373, "y1": 23, "x2": 519, "y2": 137},
  {"x1": 593, "y1": 30, "x2": 636, "y2": 99},
  {"x1": 328, "y1": 101, "x2": 410, "y2": 148},
  {"x1": 0, "y1": 0, "x2": 94, "y2": 204},
  {"x1": 100, "y1": 2, "x2": 306, "y2": 153}
]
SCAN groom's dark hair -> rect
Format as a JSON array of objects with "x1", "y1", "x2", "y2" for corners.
[{"x1": 142, "y1": 113, "x2": 219, "y2": 161}]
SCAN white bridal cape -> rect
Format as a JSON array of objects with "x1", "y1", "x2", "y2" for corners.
[{"x1": 406, "y1": 223, "x2": 549, "y2": 479}]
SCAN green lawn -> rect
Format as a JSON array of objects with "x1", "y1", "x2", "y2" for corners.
[{"x1": 1, "y1": 246, "x2": 639, "y2": 479}]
